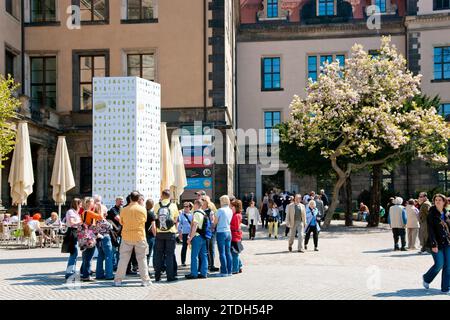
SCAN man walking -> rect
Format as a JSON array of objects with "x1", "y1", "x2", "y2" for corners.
[
  {"x1": 418, "y1": 192, "x2": 432, "y2": 253},
  {"x1": 114, "y1": 191, "x2": 151, "y2": 287},
  {"x1": 152, "y1": 189, "x2": 179, "y2": 282},
  {"x1": 286, "y1": 194, "x2": 306, "y2": 253},
  {"x1": 388, "y1": 197, "x2": 408, "y2": 251}
]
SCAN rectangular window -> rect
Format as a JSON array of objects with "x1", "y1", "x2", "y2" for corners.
[
  {"x1": 80, "y1": 157, "x2": 92, "y2": 194},
  {"x1": 434, "y1": 46, "x2": 450, "y2": 80},
  {"x1": 79, "y1": 55, "x2": 105, "y2": 110},
  {"x1": 262, "y1": 57, "x2": 281, "y2": 90},
  {"x1": 308, "y1": 53, "x2": 345, "y2": 81},
  {"x1": 30, "y1": 57, "x2": 57, "y2": 110},
  {"x1": 438, "y1": 170, "x2": 450, "y2": 192},
  {"x1": 127, "y1": 0, "x2": 153, "y2": 20},
  {"x1": 127, "y1": 53, "x2": 155, "y2": 81},
  {"x1": 31, "y1": 0, "x2": 56, "y2": 22},
  {"x1": 5, "y1": 50, "x2": 15, "y2": 79},
  {"x1": 6, "y1": 0, "x2": 13, "y2": 15},
  {"x1": 79, "y1": 0, "x2": 107, "y2": 22},
  {"x1": 264, "y1": 111, "x2": 281, "y2": 145},
  {"x1": 438, "y1": 103, "x2": 450, "y2": 121},
  {"x1": 267, "y1": 0, "x2": 278, "y2": 18},
  {"x1": 434, "y1": 0, "x2": 450, "y2": 10},
  {"x1": 318, "y1": 0, "x2": 334, "y2": 16},
  {"x1": 375, "y1": 0, "x2": 387, "y2": 12}
]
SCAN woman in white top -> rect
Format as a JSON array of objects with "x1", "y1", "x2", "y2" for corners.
[
  {"x1": 63, "y1": 198, "x2": 83, "y2": 281},
  {"x1": 246, "y1": 201, "x2": 260, "y2": 240},
  {"x1": 267, "y1": 200, "x2": 280, "y2": 239},
  {"x1": 405, "y1": 198, "x2": 420, "y2": 250}
]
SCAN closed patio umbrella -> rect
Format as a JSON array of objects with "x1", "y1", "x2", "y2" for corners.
[
  {"x1": 170, "y1": 133, "x2": 187, "y2": 203},
  {"x1": 160, "y1": 123, "x2": 175, "y2": 193},
  {"x1": 8, "y1": 121, "x2": 34, "y2": 227},
  {"x1": 51, "y1": 136, "x2": 75, "y2": 220}
]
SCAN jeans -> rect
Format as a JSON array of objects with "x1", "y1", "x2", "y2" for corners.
[
  {"x1": 80, "y1": 246, "x2": 96, "y2": 279},
  {"x1": 392, "y1": 228, "x2": 406, "y2": 249},
  {"x1": 146, "y1": 235, "x2": 155, "y2": 268},
  {"x1": 423, "y1": 245, "x2": 450, "y2": 292},
  {"x1": 180, "y1": 233, "x2": 189, "y2": 265},
  {"x1": 190, "y1": 235, "x2": 208, "y2": 277},
  {"x1": 112, "y1": 245, "x2": 120, "y2": 271},
  {"x1": 231, "y1": 242, "x2": 243, "y2": 273},
  {"x1": 96, "y1": 235, "x2": 114, "y2": 279},
  {"x1": 153, "y1": 233, "x2": 177, "y2": 280},
  {"x1": 216, "y1": 232, "x2": 232, "y2": 275},
  {"x1": 65, "y1": 245, "x2": 79, "y2": 279}
]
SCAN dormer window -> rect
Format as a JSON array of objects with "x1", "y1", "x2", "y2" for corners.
[
  {"x1": 317, "y1": 0, "x2": 335, "y2": 16},
  {"x1": 267, "y1": 0, "x2": 278, "y2": 18}
]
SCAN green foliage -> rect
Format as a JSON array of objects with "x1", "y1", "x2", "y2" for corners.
[{"x1": 0, "y1": 74, "x2": 20, "y2": 167}]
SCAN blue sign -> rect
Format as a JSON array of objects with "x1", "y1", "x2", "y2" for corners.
[{"x1": 186, "y1": 177, "x2": 213, "y2": 190}]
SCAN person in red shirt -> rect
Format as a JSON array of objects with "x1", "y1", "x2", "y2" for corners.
[{"x1": 230, "y1": 199, "x2": 243, "y2": 274}]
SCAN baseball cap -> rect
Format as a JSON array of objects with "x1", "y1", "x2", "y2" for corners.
[{"x1": 195, "y1": 190, "x2": 206, "y2": 196}]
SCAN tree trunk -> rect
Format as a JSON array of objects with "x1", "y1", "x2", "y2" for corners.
[
  {"x1": 368, "y1": 164, "x2": 382, "y2": 227},
  {"x1": 345, "y1": 176, "x2": 353, "y2": 226},
  {"x1": 323, "y1": 176, "x2": 346, "y2": 228}
]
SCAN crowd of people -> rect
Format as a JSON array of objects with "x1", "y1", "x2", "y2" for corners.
[{"x1": 61, "y1": 189, "x2": 244, "y2": 286}]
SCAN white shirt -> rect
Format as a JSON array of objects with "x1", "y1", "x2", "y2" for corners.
[
  {"x1": 246, "y1": 207, "x2": 260, "y2": 225},
  {"x1": 28, "y1": 220, "x2": 40, "y2": 231},
  {"x1": 10, "y1": 216, "x2": 19, "y2": 223}
]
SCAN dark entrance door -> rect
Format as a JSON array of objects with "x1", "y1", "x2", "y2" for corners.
[{"x1": 262, "y1": 170, "x2": 285, "y2": 195}]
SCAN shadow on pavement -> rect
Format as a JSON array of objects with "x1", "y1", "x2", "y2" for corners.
[
  {"x1": 7, "y1": 271, "x2": 66, "y2": 286},
  {"x1": 374, "y1": 288, "x2": 445, "y2": 298},
  {"x1": 254, "y1": 250, "x2": 291, "y2": 256},
  {"x1": 362, "y1": 249, "x2": 396, "y2": 254},
  {"x1": 0, "y1": 257, "x2": 69, "y2": 264}
]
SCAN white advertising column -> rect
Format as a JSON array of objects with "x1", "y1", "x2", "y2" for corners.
[{"x1": 92, "y1": 77, "x2": 161, "y2": 207}]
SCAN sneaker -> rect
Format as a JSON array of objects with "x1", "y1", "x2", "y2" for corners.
[
  {"x1": 167, "y1": 277, "x2": 178, "y2": 282},
  {"x1": 401, "y1": 247, "x2": 407, "y2": 251},
  {"x1": 298, "y1": 250, "x2": 304, "y2": 253},
  {"x1": 185, "y1": 274, "x2": 197, "y2": 280},
  {"x1": 114, "y1": 281, "x2": 122, "y2": 287},
  {"x1": 423, "y1": 279, "x2": 430, "y2": 290},
  {"x1": 288, "y1": 246, "x2": 292, "y2": 252},
  {"x1": 181, "y1": 264, "x2": 187, "y2": 267},
  {"x1": 314, "y1": 248, "x2": 319, "y2": 251},
  {"x1": 141, "y1": 281, "x2": 151, "y2": 287},
  {"x1": 232, "y1": 272, "x2": 238, "y2": 275},
  {"x1": 198, "y1": 274, "x2": 207, "y2": 279},
  {"x1": 209, "y1": 267, "x2": 219, "y2": 272}
]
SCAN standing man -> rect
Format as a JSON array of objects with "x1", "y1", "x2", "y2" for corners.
[
  {"x1": 114, "y1": 191, "x2": 151, "y2": 287},
  {"x1": 286, "y1": 194, "x2": 306, "y2": 253},
  {"x1": 152, "y1": 189, "x2": 179, "y2": 282},
  {"x1": 320, "y1": 189, "x2": 329, "y2": 208},
  {"x1": 185, "y1": 199, "x2": 208, "y2": 279},
  {"x1": 388, "y1": 197, "x2": 408, "y2": 251},
  {"x1": 107, "y1": 197, "x2": 123, "y2": 271},
  {"x1": 418, "y1": 192, "x2": 432, "y2": 253},
  {"x1": 242, "y1": 193, "x2": 250, "y2": 213}
]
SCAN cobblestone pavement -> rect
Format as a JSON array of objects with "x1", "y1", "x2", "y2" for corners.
[{"x1": 0, "y1": 221, "x2": 448, "y2": 300}]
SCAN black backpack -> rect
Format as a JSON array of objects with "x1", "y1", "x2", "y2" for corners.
[{"x1": 195, "y1": 210, "x2": 213, "y2": 240}]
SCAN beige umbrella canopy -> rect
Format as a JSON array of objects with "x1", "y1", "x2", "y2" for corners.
[
  {"x1": 170, "y1": 134, "x2": 187, "y2": 203},
  {"x1": 160, "y1": 123, "x2": 175, "y2": 194},
  {"x1": 51, "y1": 136, "x2": 76, "y2": 220},
  {"x1": 8, "y1": 121, "x2": 34, "y2": 226}
]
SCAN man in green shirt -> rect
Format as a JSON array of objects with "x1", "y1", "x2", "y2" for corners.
[{"x1": 152, "y1": 189, "x2": 179, "y2": 282}]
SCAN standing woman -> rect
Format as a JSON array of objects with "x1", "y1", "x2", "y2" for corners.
[
  {"x1": 267, "y1": 200, "x2": 280, "y2": 239},
  {"x1": 231, "y1": 200, "x2": 243, "y2": 274},
  {"x1": 62, "y1": 198, "x2": 83, "y2": 281},
  {"x1": 94, "y1": 203, "x2": 114, "y2": 280},
  {"x1": 260, "y1": 193, "x2": 269, "y2": 229},
  {"x1": 304, "y1": 200, "x2": 320, "y2": 251},
  {"x1": 423, "y1": 194, "x2": 450, "y2": 294},
  {"x1": 246, "y1": 200, "x2": 260, "y2": 240},
  {"x1": 178, "y1": 202, "x2": 192, "y2": 267},
  {"x1": 80, "y1": 197, "x2": 104, "y2": 282},
  {"x1": 214, "y1": 195, "x2": 233, "y2": 277}
]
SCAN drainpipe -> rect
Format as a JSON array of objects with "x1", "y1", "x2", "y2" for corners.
[{"x1": 21, "y1": 0, "x2": 25, "y2": 95}]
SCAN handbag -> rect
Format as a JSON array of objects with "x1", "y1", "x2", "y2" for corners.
[{"x1": 231, "y1": 241, "x2": 244, "y2": 254}]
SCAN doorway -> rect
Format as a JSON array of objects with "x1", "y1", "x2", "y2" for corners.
[{"x1": 262, "y1": 170, "x2": 285, "y2": 195}]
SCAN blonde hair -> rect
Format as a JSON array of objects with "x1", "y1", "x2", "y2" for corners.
[
  {"x1": 308, "y1": 200, "x2": 316, "y2": 208},
  {"x1": 220, "y1": 195, "x2": 230, "y2": 207},
  {"x1": 83, "y1": 197, "x2": 93, "y2": 210}
]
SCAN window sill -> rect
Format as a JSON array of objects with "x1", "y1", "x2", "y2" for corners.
[
  {"x1": 431, "y1": 79, "x2": 450, "y2": 83},
  {"x1": 25, "y1": 21, "x2": 61, "y2": 27},
  {"x1": 80, "y1": 20, "x2": 110, "y2": 25},
  {"x1": 120, "y1": 18, "x2": 158, "y2": 24},
  {"x1": 261, "y1": 88, "x2": 284, "y2": 92}
]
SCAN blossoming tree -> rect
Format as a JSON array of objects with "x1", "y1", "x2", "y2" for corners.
[
  {"x1": 282, "y1": 37, "x2": 450, "y2": 228},
  {"x1": 0, "y1": 75, "x2": 19, "y2": 167}
]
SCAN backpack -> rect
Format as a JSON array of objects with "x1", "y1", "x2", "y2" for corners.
[
  {"x1": 77, "y1": 212, "x2": 97, "y2": 250},
  {"x1": 196, "y1": 210, "x2": 212, "y2": 240},
  {"x1": 156, "y1": 202, "x2": 175, "y2": 231}
]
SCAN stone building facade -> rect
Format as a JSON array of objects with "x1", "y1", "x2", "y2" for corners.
[
  {"x1": 236, "y1": 0, "x2": 450, "y2": 206},
  {"x1": 0, "y1": 0, "x2": 239, "y2": 214}
]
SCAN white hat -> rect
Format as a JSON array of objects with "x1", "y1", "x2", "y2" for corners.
[{"x1": 393, "y1": 197, "x2": 403, "y2": 205}]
